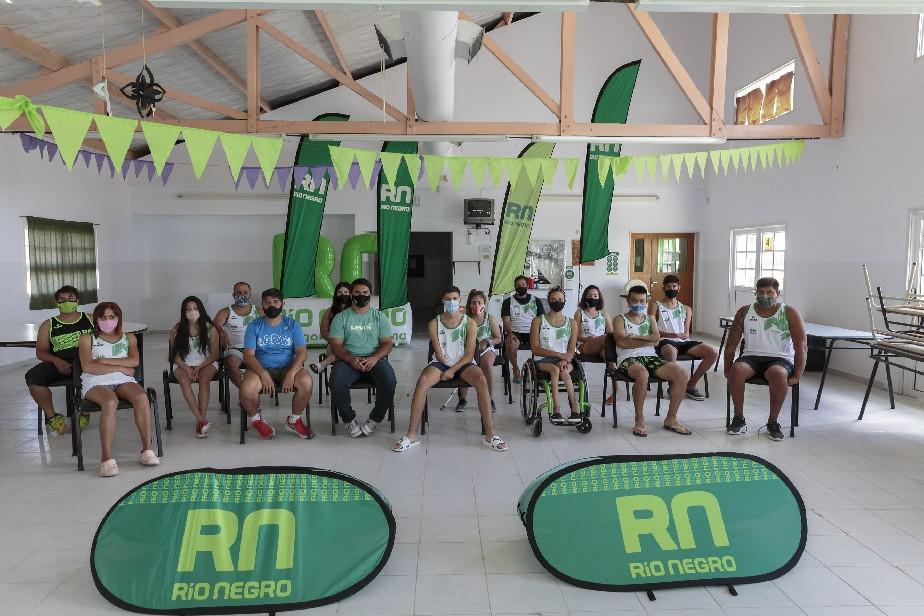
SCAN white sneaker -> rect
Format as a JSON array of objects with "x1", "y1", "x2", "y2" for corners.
[
  {"x1": 347, "y1": 419, "x2": 363, "y2": 438},
  {"x1": 138, "y1": 449, "x2": 160, "y2": 466},
  {"x1": 361, "y1": 419, "x2": 378, "y2": 436}
]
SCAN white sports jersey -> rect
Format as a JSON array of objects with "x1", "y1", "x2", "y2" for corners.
[
  {"x1": 742, "y1": 303, "x2": 795, "y2": 361},
  {"x1": 615, "y1": 315, "x2": 657, "y2": 363}
]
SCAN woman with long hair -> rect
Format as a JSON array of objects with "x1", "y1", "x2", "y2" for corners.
[
  {"x1": 170, "y1": 296, "x2": 220, "y2": 438},
  {"x1": 310, "y1": 281, "x2": 352, "y2": 374},
  {"x1": 530, "y1": 287, "x2": 580, "y2": 422},
  {"x1": 78, "y1": 302, "x2": 159, "y2": 477},
  {"x1": 574, "y1": 285, "x2": 612, "y2": 360},
  {"x1": 456, "y1": 289, "x2": 502, "y2": 412}
]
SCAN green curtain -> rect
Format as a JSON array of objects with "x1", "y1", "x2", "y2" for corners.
[{"x1": 26, "y1": 216, "x2": 98, "y2": 309}]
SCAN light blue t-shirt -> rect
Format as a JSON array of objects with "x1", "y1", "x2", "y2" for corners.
[
  {"x1": 244, "y1": 316, "x2": 306, "y2": 369},
  {"x1": 329, "y1": 308, "x2": 393, "y2": 357}
]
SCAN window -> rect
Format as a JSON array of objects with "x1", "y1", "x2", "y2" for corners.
[
  {"x1": 731, "y1": 225, "x2": 786, "y2": 306},
  {"x1": 734, "y1": 60, "x2": 795, "y2": 126},
  {"x1": 908, "y1": 210, "x2": 924, "y2": 293},
  {"x1": 24, "y1": 217, "x2": 99, "y2": 310},
  {"x1": 918, "y1": 15, "x2": 924, "y2": 59},
  {"x1": 657, "y1": 236, "x2": 688, "y2": 273}
]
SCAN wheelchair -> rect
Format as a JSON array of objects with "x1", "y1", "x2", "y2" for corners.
[{"x1": 520, "y1": 355, "x2": 592, "y2": 437}]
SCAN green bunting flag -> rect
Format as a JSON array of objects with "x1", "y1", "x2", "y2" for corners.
[
  {"x1": 469, "y1": 157, "x2": 486, "y2": 187},
  {"x1": 695, "y1": 151, "x2": 708, "y2": 178},
  {"x1": 93, "y1": 114, "x2": 137, "y2": 172},
  {"x1": 709, "y1": 150, "x2": 720, "y2": 175},
  {"x1": 659, "y1": 154, "x2": 672, "y2": 180},
  {"x1": 671, "y1": 153, "x2": 683, "y2": 182},
  {"x1": 182, "y1": 127, "x2": 219, "y2": 179},
  {"x1": 523, "y1": 158, "x2": 541, "y2": 189},
  {"x1": 42, "y1": 106, "x2": 93, "y2": 169},
  {"x1": 329, "y1": 145, "x2": 355, "y2": 188},
  {"x1": 354, "y1": 148, "x2": 378, "y2": 188},
  {"x1": 379, "y1": 151, "x2": 404, "y2": 187},
  {"x1": 447, "y1": 156, "x2": 468, "y2": 191},
  {"x1": 219, "y1": 132, "x2": 251, "y2": 182},
  {"x1": 596, "y1": 156, "x2": 610, "y2": 187},
  {"x1": 488, "y1": 157, "x2": 505, "y2": 187},
  {"x1": 539, "y1": 158, "x2": 558, "y2": 184},
  {"x1": 0, "y1": 95, "x2": 44, "y2": 136},
  {"x1": 563, "y1": 157, "x2": 579, "y2": 189},
  {"x1": 378, "y1": 141, "x2": 417, "y2": 310},
  {"x1": 403, "y1": 153, "x2": 421, "y2": 185},
  {"x1": 504, "y1": 158, "x2": 524, "y2": 190},
  {"x1": 141, "y1": 121, "x2": 181, "y2": 175},
  {"x1": 425, "y1": 155, "x2": 446, "y2": 192},
  {"x1": 683, "y1": 152, "x2": 697, "y2": 179},
  {"x1": 251, "y1": 135, "x2": 284, "y2": 186}
]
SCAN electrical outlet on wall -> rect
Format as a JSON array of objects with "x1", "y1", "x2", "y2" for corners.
[{"x1": 479, "y1": 245, "x2": 492, "y2": 260}]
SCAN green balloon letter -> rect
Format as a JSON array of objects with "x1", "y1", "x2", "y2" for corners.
[{"x1": 340, "y1": 232, "x2": 378, "y2": 284}]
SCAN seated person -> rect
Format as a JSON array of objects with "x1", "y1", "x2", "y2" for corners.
[
  {"x1": 531, "y1": 287, "x2": 580, "y2": 423},
  {"x1": 724, "y1": 277, "x2": 806, "y2": 441},
  {"x1": 241, "y1": 288, "x2": 314, "y2": 440},
  {"x1": 26, "y1": 285, "x2": 94, "y2": 435},
  {"x1": 456, "y1": 289, "x2": 502, "y2": 413},
  {"x1": 502, "y1": 275, "x2": 545, "y2": 383},
  {"x1": 613, "y1": 285, "x2": 691, "y2": 437},
  {"x1": 213, "y1": 281, "x2": 260, "y2": 390},
  {"x1": 327, "y1": 278, "x2": 397, "y2": 438},
  {"x1": 169, "y1": 296, "x2": 220, "y2": 438},
  {"x1": 574, "y1": 284, "x2": 612, "y2": 361},
  {"x1": 393, "y1": 286, "x2": 508, "y2": 453},
  {"x1": 310, "y1": 281, "x2": 352, "y2": 374},
  {"x1": 648, "y1": 274, "x2": 718, "y2": 401},
  {"x1": 78, "y1": 302, "x2": 159, "y2": 477}
]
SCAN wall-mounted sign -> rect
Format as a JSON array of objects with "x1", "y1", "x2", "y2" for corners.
[
  {"x1": 518, "y1": 454, "x2": 805, "y2": 592},
  {"x1": 92, "y1": 467, "x2": 395, "y2": 614}
]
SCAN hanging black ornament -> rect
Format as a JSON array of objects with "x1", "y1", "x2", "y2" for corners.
[{"x1": 119, "y1": 65, "x2": 166, "y2": 118}]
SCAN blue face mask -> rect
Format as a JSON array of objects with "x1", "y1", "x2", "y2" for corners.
[
  {"x1": 629, "y1": 303, "x2": 647, "y2": 314},
  {"x1": 234, "y1": 294, "x2": 250, "y2": 306},
  {"x1": 443, "y1": 299, "x2": 460, "y2": 313}
]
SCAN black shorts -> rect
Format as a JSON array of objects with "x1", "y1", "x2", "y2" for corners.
[
  {"x1": 657, "y1": 339, "x2": 703, "y2": 356},
  {"x1": 735, "y1": 355, "x2": 794, "y2": 377},
  {"x1": 510, "y1": 332, "x2": 531, "y2": 349},
  {"x1": 429, "y1": 362, "x2": 478, "y2": 376},
  {"x1": 25, "y1": 361, "x2": 71, "y2": 387}
]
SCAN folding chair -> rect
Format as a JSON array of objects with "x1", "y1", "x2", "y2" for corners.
[
  {"x1": 328, "y1": 363, "x2": 395, "y2": 436},
  {"x1": 163, "y1": 355, "x2": 230, "y2": 430},
  {"x1": 424, "y1": 342, "x2": 484, "y2": 436}
]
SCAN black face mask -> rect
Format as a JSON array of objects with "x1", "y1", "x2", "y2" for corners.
[
  {"x1": 337, "y1": 295, "x2": 352, "y2": 307},
  {"x1": 549, "y1": 300, "x2": 566, "y2": 313},
  {"x1": 353, "y1": 294, "x2": 371, "y2": 308},
  {"x1": 584, "y1": 298, "x2": 598, "y2": 309},
  {"x1": 664, "y1": 289, "x2": 679, "y2": 299},
  {"x1": 264, "y1": 306, "x2": 282, "y2": 319},
  {"x1": 514, "y1": 286, "x2": 528, "y2": 297}
]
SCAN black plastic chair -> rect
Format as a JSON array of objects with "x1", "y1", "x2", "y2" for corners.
[
  {"x1": 318, "y1": 352, "x2": 373, "y2": 407},
  {"x1": 71, "y1": 357, "x2": 163, "y2": 472},
  {"x1": 328, "y1": 360, "x2": 395, "y2": 436},
  {"x1": 163, "y1": 352, "x2": 230, "y2": 430},
  {"x1": 425, "y1": 342, "x2": 485, "y2": 436},
  {"x1": 725, "y1": 374, "x2": 799, "y2": 438},
  {"x1": 35, "y1": 376, "x2": 75, "y2": 436},
  {"x1": 239, "y1": 391, "x2": 311, "y2": 444},
  {"x1": 602, "y1": 337, "x2": 666, "y2": 427}
]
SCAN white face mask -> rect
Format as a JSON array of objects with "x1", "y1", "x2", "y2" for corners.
[{"x1": 185, "y1": 310, "x2": 200, "y2": 322}]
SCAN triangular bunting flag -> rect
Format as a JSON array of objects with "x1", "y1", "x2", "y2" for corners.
[
  {"x1": 596, "y1": 156, "x2": 610, "y2": 187},
  {"x1": 748, "y1": 146, "x2": 758, "y2": 171},
  {"x1": 739, "y1": 148, "x2": 751, "y2": 173},
  {"x1": 379, "y1": 151, "x2": 404, "y2": 187},
  {"x1": 424, "y1": 155, "x2": 446, "y2": 192},
  {"x1": 220, "y1": 133, "x2": 252, "y2": 182},
  {"x1": 121, "y1": 159, "x2": 132, "y2": 180},
  {"x1": 161, "y1": 163, "x2": 174, "y2": 186},
  {"x1": 36, "y1": 140, "x2": 47, "y2": 159},
  {"x1": 539, "y1": 158, "x2": 558, "y2": 184},
  {"x1": 645, "y1": 156, "x2": 658, "y2": 182},
  {"x1": 683, "y1": 153, "x2": 697, "y2": 179},
  {"x1": 94, "y1": 153, "x2": 105, "y2": 174},
  {"x1": 0, "y1": 95, "x2": 44, "y2": 135},
  {"x1": 311, "y1": 166, "x2": 327, "y2": 191},
  {"x1": 671, "y1": 154, "x2": 684, "y2": 182},
  {"x1": 757, "y1": 146, "x2": 769, "y2": 170},
  {"x1": 18, "y1": 133, "x2": 36, "y2": 153},
  {"x1": 403, "y1": 154, "x2": 422, "y2": 187},
  {"x1": 695, "y1": 152, "x2": 708, "y2": 178},
  {"x1": 348, "y1": 163, "x2": 363, "y2": 189},
  {"x1": 45, "y1": 142, "x2": 58, "y2": 162},
  {"x1": 244, "y1": 167, "x2": 262, "y2": 190},
  {"x1": 93, "y1": 114, "x2": 137, "y2": 172},
  {"x1": 133, "y1": 159, "x2": 147, "y2": 178},
  {"x1": 729, "y1": 149, "x2": 741, "y2": 173},
  {"x1": 141, "y1": 121, "x2": 181, "y2": 175},
  {"x1": 447, "y1": 156, "x2": 468, "y2": 191},
  {"x1": 41, "y1": 106, "x2": 93, "y2": 169},
  {"x1": 659, "y1": 155, "x2": 672, "y2": 181},
  {"x1": 719, "y1": 150, "x2": 731, "y2": 175},
  {"x1": 146, "y1": 161, "x2": 156, "y2": 182},
  {"x1": 182, "y1": 127, "x2": 219, "y2": 179},
  {"x1": 612, "y1": 157, "x2": 631, "y2": 178},
  {"x1": 469, "y1": 157, "x2": 486, "y2": 188},
  {"x1": 275, "y1": 167, "x2": 292, "y2": 192},
  {"x1": 292, "y1": 166, "x2": 309, "y2": 190},
  {"x1": 353, "y1": 148, "x2": 377, "y2": 189},
  {"x1": 523, "y1": 158, "x2": 542, "y2": 189},
  {"x1": 487, "y1": 158, "x2": 505, "y2": 187},
  {"x1": 78, "y1": 149, "x2": 91, "y2": 168},
  {"x1": 106, "y1": 157, "x2": 115, "y2": 178},
  {"x1": 709, "y1": 151, "x2": 720, "y2": 175},
  {"x1": 329, "y1": 146, "x2": 354, "y2": 189},
  {"x1": 563, "y1": 157, "x2": 579, "y2": 190},
  {"x1": 633, "y1": 158, "x2": 645, "y2": 183},
  {"x1": 0, "y1": 96, "x2": 22, "y2": 130},
  {"x1": 251, "y1": 136, "x2": 284, "y2": 187},
  {"x1": 505, "y1": 159, "x2": 524, "y2": 190}
]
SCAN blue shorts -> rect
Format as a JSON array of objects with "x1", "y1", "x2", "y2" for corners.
[{"x1": 534, "y1": 357, "x2": 562, "y2": 366}]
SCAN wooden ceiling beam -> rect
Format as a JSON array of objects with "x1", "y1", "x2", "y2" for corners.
[
  {"x1": 786, "y1": 13, "x2": 832, "y2": 126},
  {"x1": 247, "y1": 11, "x2": 260, "y2": 133},
  {"x1": 314, "y1": 10, "x2": 352, "y2": 79},
  {"x1": 560, "y1": 12, "x2": 574, "y2": 134},
  {"x1": 0, "y1": 26, "x2": 69, "y2": 71},
  {"x1": 829, "y1": 14, "x2": 848, "y2": 137},
  {"x1": 708, "y1": 13, "x2": 729, "y2": 136}
]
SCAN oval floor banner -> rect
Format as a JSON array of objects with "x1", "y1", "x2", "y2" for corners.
[
  {"x1": 92, "y1": 467, "x2": 395, "y2": 614},
  {"x1": 518, "y1": 453, "x2": 806, "y2": 592}
]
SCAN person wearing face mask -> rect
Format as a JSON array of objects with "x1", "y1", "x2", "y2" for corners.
[
  {"x1": 309, "y1": 281, "x2": 352, "y2": 375},
  {"x1": 213, "y1": 282, "x2": 261, "y2": 390},
  {"x1": 78, "y1": 302, "x2": 159, "y2": 477},
  {"x1": 241, "y1": 288, "x2": 314, "y2": 440},
  {"x1": 26, "y1": 285, "x2": 95, "y2": 435},
  {"x1": 393, "y1": 286, "x2": 508, "y2": 452},
  {"x1": 648, "y1": 275, "x2": 718, "y2": 401},
  {"x1": 328, "y1": 278, "x2": 397, "y2": 438},
  {"x1": 531, "y1": 287, "x2": 581, "y2": 423},
  {"x1": 456, "y1": 289, "x2": 502, "y2": 413},
  {"x1": 574, "y1": 285, "x2": 613, "y2": 361},
  {"x1": 724, "y1": 277, "x2": 806, "y2": 441},
  {"x1": 613, "y1": 285, "x2": 692, "y2": 438},
  {"x1": 169, "y1": 296, "x2": 220, "y2": 438},
  {"x1": 502, "y1": 275, "x2": 545, "y2": 383}
]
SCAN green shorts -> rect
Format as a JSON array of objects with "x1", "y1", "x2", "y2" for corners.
[
  {"x1": 616, "y1": 356, "x2": 666, "y2": 378},
  {"x1": 265, "y1": 367, "x2": 293, "y2": 386}
]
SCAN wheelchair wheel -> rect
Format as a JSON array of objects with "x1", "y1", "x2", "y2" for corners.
[
  {"x1": 520, "y1": 360, "x2": 538, "y2": 425},
  {"x1": 576, "y1": 418, "x2": 592, "y2": 434},
  {"x1": 531, "y1": 414, "x2": 543, "y2": 437}
]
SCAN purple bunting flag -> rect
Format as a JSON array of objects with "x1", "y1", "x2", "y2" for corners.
[
  {"x1": 45, "y1": 142, "x2": 58, "y2": 162},
  {"x1": 134, "y1": 160, "x2": 147, "y2": 178},
  {"x1": 274, "y1": 167, "x2": 292, "y2": 192},
  {"x1": 292, "y1": 166, "x2": 309, "y2": 190},
  {"x1": 161, "y1": 163, "x2": 174, "y2": 186},
  {"x1": 121, "y1": 160, "x2": 132, "y2": 180},
  {"x1": 310, "y1": 166, "x2": 326, "y2": 191},
  {"x1": 78, "y1": 150, "x2": 92, "y2": 168},
  {"x1": 244, "y1": 167, "x2": 261, "y2": 191}
]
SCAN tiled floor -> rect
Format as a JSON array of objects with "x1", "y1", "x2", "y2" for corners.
[{"x1": 2, "y1": 333, "x2": 924, "y2": 615}]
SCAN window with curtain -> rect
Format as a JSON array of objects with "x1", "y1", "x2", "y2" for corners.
[{"x1": 24, "y1": 216, "x2": 99, "y2": 310}]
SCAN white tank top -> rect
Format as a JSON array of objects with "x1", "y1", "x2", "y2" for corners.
[
  {"x1": 82, "y1": 334, "x2": 135, "y2": 392},
  {"x1": 475, "y1": 314, "x2": 495, "y2": 342},
  {"x1": 436, "y1": 315, "x2": 470, "y2": 365},
  {"x1": 656, "y1": 301, "x2": 687, "y2": 335},
  {"x1": 509, "y1": 295, "x2": 540, "y2": 334},
  {"x1": 224, "y1": 304, "x2": 258, "y2": 349},
  {"x1": 579, "y1": 309, "x2": 606, "y2": 338},
  {"x1": 182, "y1": 326, "x2": 210, "y2": 367},
  {"x1": 538, "y1": 315, "x2": 572, "y2": 354},
  {"x1": 616, "y1": 315, "x2": 657, "y2": 363},
  {"x1": 742, "y1": 303, "x2": 795, "y2": 361}
]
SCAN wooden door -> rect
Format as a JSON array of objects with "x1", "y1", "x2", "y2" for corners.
[{"x1": 629, "y1": 233, "x2": 696, "y2": 311}]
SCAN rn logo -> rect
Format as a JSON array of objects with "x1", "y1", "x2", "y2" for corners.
[
  {"x1": 380, "y1": 184, "x2": 412, "y2": 204},
  {"x1": 590, "y1": 143, "x2": 618, "y2": 156},
  {"x1": 172, "y1": 508, "x2": 295, "y2": 602},
  {"x1": 301, "y1": 173, "x2": 329, "y2": 196},
  {"x1": 506, "y1": 203, "x2": 535, "y2": 221}
]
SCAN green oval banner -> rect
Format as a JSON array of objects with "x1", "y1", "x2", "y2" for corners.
[
  {"x1": 91, "y1": 467, "x2": 395, "y2": 614},
  {"x1": 517, "y1": 453, "x2": 806, "y2": 591}
]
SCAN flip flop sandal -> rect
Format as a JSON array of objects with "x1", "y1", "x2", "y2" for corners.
[
  {"x1": 79, "y1": 413, "x2": 91, "y2": 430},
  {"x1": 45, "y1": 413, "x2": 67, "y2": 435},
  {"x1": 663, "y1": 423, "x2": 693, "y2": 435},
  {"x1": 482, "y1": 435, "x2": 509, "y2": 451},
  {"x1": 308, "y1": 364, "x2": 320, "y2": 374},
  {"x1": 392, "y1": 436, "x2": 421, "y2": 453},
  {"x1": 632, "y1": 427, "x2": 648, "y2": 438}
]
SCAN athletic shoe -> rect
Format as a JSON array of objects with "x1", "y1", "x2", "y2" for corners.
[
  {"x1": 347, "y1": 419, "x2": 363, "y2": 438},
  {"x1": 195, "y1": 420, "x2": 210, "y2": 438},
  {"x1": 765, "y1": 421, "x2": 785, "y2": 442},
  {"x1": 79, "y1": 413, "x2": 90, "y2": 430},
  {"x1": 360, "y1": 419, "x2": 378, "y2": 436},
  {"x1": 251, "y1": 418, "x2": 275, "y2": 440},
  {"x1": 551, "y1": 412, "x2": 564, "y2": 422},
  {"x1": 455, "y1": 398, "x2": 467, "y2": 412},
  {"x1": 567, "y1": 412, "x2": 582, "y2": 424},
  {"x1": 605, "y1": 394, "x2": 615, "y2": 405},
  {"x1": 45, "y1": 413, "x2": 67, "y2": 435},
  {"x1": 285, "y1": 415, "x2": 314, "y2": 439},
  {"x1": 685, "y1": 387, "x2": 706, "y2": 401},
  {"x1": 138, "y1": 449, "x2": 160, "y2": 465},
  {"x1": 99, "y1": 459, "x2": 119, "y2": 477},
  {"x1": 726, "y1": 415, "x2": 747, "y2": 435}
]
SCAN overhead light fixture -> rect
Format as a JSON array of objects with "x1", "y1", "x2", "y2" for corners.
[
  {"x1": 151, "y1": 0, "x2": 585, "y2": 10},
  {"x1": 531, "y1": 135, "x2": 726, "y2": 145},
  {"x1": 636, "y1": 0, "x2": 924, "y2": 13},
  {"x1": 308, "y1": 134, "x2": 510, "y2": 143}
]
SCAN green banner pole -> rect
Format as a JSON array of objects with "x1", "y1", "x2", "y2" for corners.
[
  {"x1": 579, "y1": 61, "x2": 641, "y2": 263},
  {"x1": 377, "y1": 142, "x2": 418, "y2": 310},
  {"x1": 280, "y1": 113, "x2": 348, "y2": 298},
  {"x1": 489, "y1": 142, "x2": 556, "y2": 297}
]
